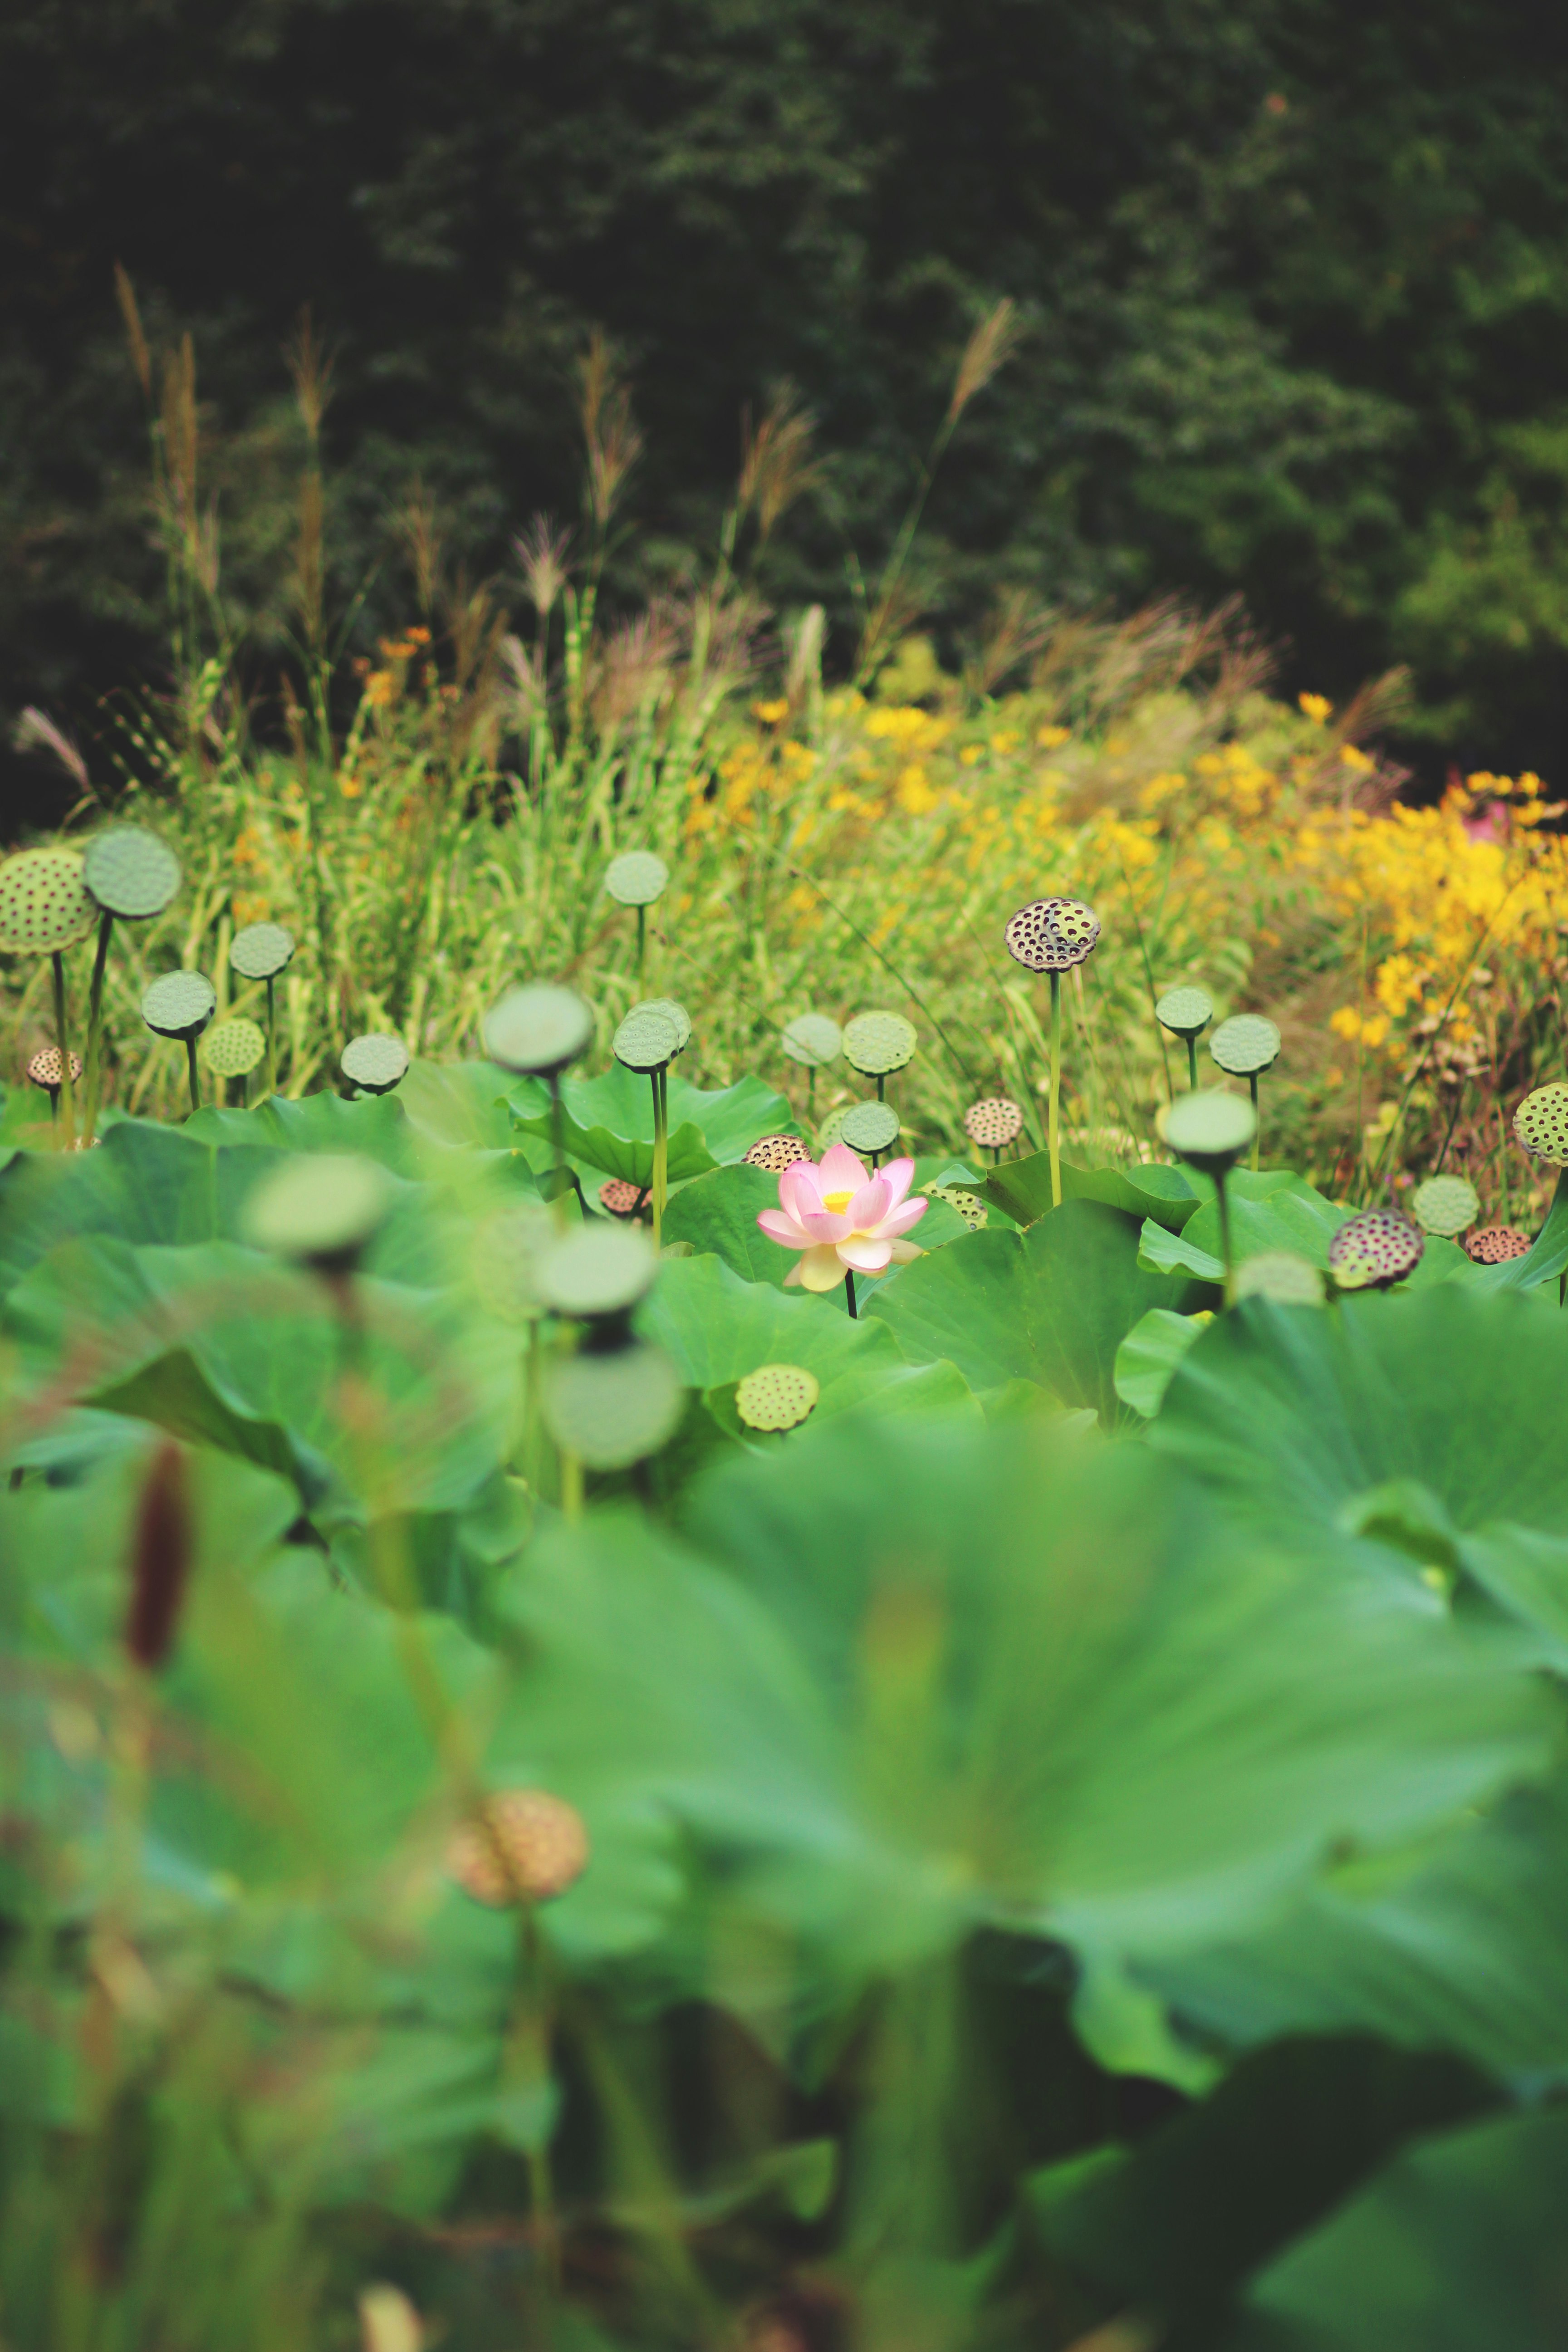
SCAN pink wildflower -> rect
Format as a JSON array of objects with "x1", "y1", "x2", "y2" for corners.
[{"x1": 756, "y1": 1142, "x2": 928, "y2": 1293}]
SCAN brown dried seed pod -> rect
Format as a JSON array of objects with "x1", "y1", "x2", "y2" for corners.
[
  {"x1": 1004, "y1": 895, "x2": 1101, "y2": 972},
  {"x1": 962, "y1": 1096, "x2": 1023, "y2": 1149},
  {"x1": 27, "y1": 1047, "x2": 83, "y2": 1088},
  {"x1": 1465, "y1": 1225, "x2": 1533, "y2": 1264},
  {"x1": 598, "y1": 1177, "x2": 646, "y2": 1217},
  {"x1": 446, "y1": 1789, "x2": 590, "y2": 1906},
  {"x1": 1327, "y1": 1209, "x2": 1426, "y2": 1290},
  {"x1": 744, "y1": 1134, "x2": 811, "y2": 1173}
]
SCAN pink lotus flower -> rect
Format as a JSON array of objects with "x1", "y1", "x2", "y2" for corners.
[{"x1": 757, "y1": 1142, "x2": 928, "y2": 1293}]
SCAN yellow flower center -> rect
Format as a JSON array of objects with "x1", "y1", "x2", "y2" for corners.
[{"x1": 821, "y1": 1188, "x2": 855, "y2": 1214}]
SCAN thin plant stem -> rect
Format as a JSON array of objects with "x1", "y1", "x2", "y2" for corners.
[
  {"x1": 51, "y1": 953, "x2": 74, "y2": 1151},
  {"x1": 561, "y1": 1450, "x2": 583, "y2": 1519},
  {"x1": 844, "y1": 1268, "x2": 857, "y2": 1319},
  {"x1": 549, "y1": 1076, "x2": 568, "y2": 1231},
  {"x1": 1048, "y1": 970, "x2": 1062, "y2": 1208},
  {"x1": 80, "y1": 911, "x2": 114, "y2": 1145},
  {"x1": 265, "y1": 975, "x2": 277, "y2": 1099},
  {"x1": 636, "y1": 902, "x2": 646, "y2": 983},
  {"x1": 1498, "y1": 1107, "x2": 1511, "y2": 1227},
  {"x1": 1215, "y1": 1170, "x2": 1237, "y2": 1308},
  {"x1": 184, "y1": 1036, "x2": 201, "y2": 1116},
  {"x1": 876, "y1": 1073, "x2": 885, "y2": 1102},
  {"x1": 1187, "y1": 1037, "x2": 1198, "y2": 1091},
  {"x1": 651, "y1": 1065, "x2": 668, "y2": 1247},
  {"x1": 1249, "y1": 1073, "x2": 1260, "y2": 1172}
]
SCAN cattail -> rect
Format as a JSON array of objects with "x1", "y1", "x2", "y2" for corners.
[{"x1": 124, "y1": 1439, "x2": 193, "y2": 1672}]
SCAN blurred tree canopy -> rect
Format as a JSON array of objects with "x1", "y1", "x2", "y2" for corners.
[{"x1": 7, "y1": 0, "x2": 1568, "y2": 814}]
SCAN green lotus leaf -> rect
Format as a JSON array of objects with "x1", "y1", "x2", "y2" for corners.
[
  {"x1": 612, "y1": 1006, "x2": 679, "y2": 1073},
  {"x1": 341, "y1": 1032, "x2": 411, "y2": 1094},
  {"x1": 199, "y1": 1016, "x2": 266, "y2": 1078},
  {"x1": 140, "y1": 969, "x2": 217, "y2": 1040},
  {"x1": 985, "y1": 1155, "x2": 1199, "y2": 1234},
  {"x1": 781, "y1": 1013, "x2": 843, "y2": 1067},
  {"x1": 82, "y1": 824, "x2": 181, "y2": 920},
  {"x1": 840, "y1": 1100, "x2": 900, "y2": 1155},
  {"x1": 1164, "y1": 1088, "x2": 1256, "y2": 1171},
  {"x1": 841, "y1": 1009, "x2": 916, "y2": 1076},
  {"x1": 1155, "y1": 984, "x2": 1213, "y2": 1038},
  {"x1": 536, "y1": 1223, "x2": 659, "y2": 1318},
  {"x1": 0, "y1": 848, "x2": 96, "y2": 954},
  {"x1": 508, "y1": 1066, "x2": 790, "y2": 1188},
  {"x1": 475, "y1": 1202, "x2": 557, "y2": 1321},
  {"x1": 543, "y1": 1340, "x2": 684, "y2": 1466},
  {"x1": 1113, "y1": 1306, "x2": 1211, "y2": 1419},
  {"x1": 604, "y1": 850, "x2": 669, "y2": 906},
  {"x1": 242, "y1": 1152, "x2": 391, "y2": 1264},
  {"x1": 483, "y1": 985, "x2": 594, "y2": 1077},
  {"x1": 230, "y1": 921, "x2": 296, "y2": 981},
  {"x1": 1208, "y1": 1013, "x2": 1281, "y2": 1077},
  {"x1": 735, "y1": 1362, "x2": 820, "y2": 1432}
]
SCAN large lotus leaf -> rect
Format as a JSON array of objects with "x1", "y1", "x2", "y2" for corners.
[
  {"x1": 866, "y1": 1199, "x2": 1205, "y2": 1424},
  {"x1": 681, "y1": 1417, "x2": 1555, "y2": 1969},
  {"x1": 1026, "y1": 2036, "x2": 1493, "y2": 2351},
  {"x1": 1114, "y1": 1306, "x2": 1211, "y2": 1419},
  {"x1": 396, "y1": 1056, "x2": 524, "y2": 1151},
  {"x1": 663, "y1": 1162, "x2": 971, "y2": 1290},
  {"x1": 1470, "y1": 1162, "x2": 1568, "y2": 1294},
  {"x1": 1233, "y1": 2105, "x2": 1568, "y2": 2351},
  {"x1": 985, "y1": 1154, "x2": 1198, "y2": 1233},
  {"x1": 4, "y1": 1235, "x2": 517, "y2": 1524},
  {"x1": 0, "y1": 1120, "x2": 267, "y2": 1306},
  {"x1": 509, "y1": 1065, "x2": 791, "y2": 1186},
  {"x1": 185, "y1": 1089, "x2": 425, "y2": 1174},
  {"x1": 1150, "y1": 1288, "x2": 1568, "y2": 1602},
  {"x1": 1139, "y1": 1172, "x2": 1474, "y2": 1289}
]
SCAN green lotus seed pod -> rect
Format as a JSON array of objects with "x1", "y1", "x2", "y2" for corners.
[
  {"x1": 627, "y1": 996, "x2": 691, "y2": 1053},
  {"x1": 341, "y1": 1032, "x2": 411, "y2": 1094},
  {"x1": 1411, "y1": 1173, "x2": 1479, "y2": 1238},
  {"x1": 1234, "y1": 1251, "x2": 1325, "y2": 1306},
  {"x1": 243, "y1": 1152, "x2": 391, "y2": 1267},
  {"x1": 1209, "y1": 1014, "x2": 1281, "y2": 1078},
  {"x1": 82, "y1": 826, "x2": 181, "y2": 920},
  {"x1": 929, "y1": 1184, "x2": 988, "y2": 1231},
  {"x1": 842, "y1": 1010, "x2": 916, "y2": 1077},
  {"x1": 817, "y1": 1107, "x2": 850, "y2": 1151},
  {"x1": 544, "y1": 1341, "x2": 684, "y2": 1467},
  {"x1": 962, "y1": 1097, "x2": 1022, "y2": 1150},
  {"x1": 230, "y1": 921, "x2": 296, "y2": 981},
  {"x1": 536, "y1": 1224, "x2": 659, "y2": 1319},
  {"x1": 140, "y1": 970, "x2": 217, "y2": 1041},
  {"x1": 840, "y1": 1100, "x2": 900, "y2": 1155},
  {"x1": 735, "y1": 1362, "x2": 820, "y2": 1432},
  {"x1": 1327, "y1": 1209, "x2": 1425, "y2": 1291},
  {"x1": 781, "y1": 1013, "x2": 843, "y2": 1068},
  {"x1": 1164, "y1": 1088, "x2": 1257, "y2": 1173},
  {"x1": 612, "y1": 1006, "x2": 679, "y2": 1073},
  {"x1": 604, "y1": 851, "x2": 669, "y2": 907},
  {"x1": 1156, "y1": 984, "x2": 1214, "y2": 1039},
  {"x1": 483, "y1": 985, "x2": 594, "y2": 1077},
  {"x1": 200, "y1": 1016, "x2": 266, "y2": 1078},
  {"x1": 0, "y1": 848, "x2": 96, "y2": 954},
  {"x1": 1514, "y1": 1083, "x2": 1568, "y2": 1167}
]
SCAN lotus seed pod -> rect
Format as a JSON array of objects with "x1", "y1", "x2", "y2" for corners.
[
  {"x1": 446, "y1": 1789, "x2": 590, "y2": 1906},
  {"x1": 781, "y1": 1013, "x2": 843, "y2": 1068},
  {"x1": 817, "y1": 1106, "x2": 849, "y2": 1151},
  {"x1": 612, "y1": 1005, "x2": 679, "y2": 1073},
  {"x1": 543, "y1": 1340, "x2": 685, "y2": 1466},
  {"x1": 735, "y1": 1362, "x2": 820, "y2": 1432},
  {"x1": 536, "y1": 1223, "x2": 659, "y2": 1318},
  {"x1": 1514, "y1": 1083, "x2": 1568, "y2": 1166},
  {"x1": 27, "y1": 1047, "x2": 82, "y2": 1089},
  {"x1": 929, "y1": 1184, "x2": 988, "y2": 1231},
  {"x1": 599, "y1": 1177, "x2": 647, "y2": 1217},
  {"x1": 1234, "y1": 1251, "x2": 1326, "y2": 1306},
  {"x1": 627, "y1": 996, "x2": 691, "y2": 1053},
  {"x1": 1411, "y1": 1173, "x2": 1479, "y2": 1238},
  {"x1": 1327, "y1": 1209, "x2": 1425, "y2": 1291},
  {"x1": 0, "y1": 848, "x2": 96, "y2": 954},
  {"x1": 200, "y1": 1017, "x2": 266, "y2": 1078},
  {"x1": 1209, "y1": 1014, "x2": 1282, "y2": 1078},
  {"x1": 962, "y1": 1096, "x2": 1023, "y2": 1149},
  {"x1": 242, "y1": 1152, "x2": 391, "y2": 1269},
  {"x1": 842, "y1": 1010, "x2": 917, "y2": 1078},
  {"x1": 140, "y1": 970, "x2": 217, "y2": 1041},
  {"x1": 744, "y1": 1134, "x2": 810, "y2": 1174},
  {"x1": 230, "y1": 921, "x2": 296, "y2": 982},
  {"x1": 340, "y1": 1032, "x2": 411, "y2": 1095},
  {"x1": 1004, "y1": 895, "x2": 1101, "y2": 972},
  {"x1": 483, "y1": 985, "x2": 594, "y2": 1077},
  {"x1": 1156, "y1": 984, "x2": 1214, "y2": 1039},
  {"x1": 604, "y1": 851, "x2": 669, "y2": 907},
  {"x1": 82, "y1": 826, "x2": 181, "y2": 921},
  {"x1": 840, "y1": 1099, "x2": 900, "y2": 1155},
  {"x1": 1465, "y1": 1225, "x2": 1533, "y2": 1265},
  {"x1": 1164, "y1": 1088, "x2": 1257, "y2": 1174}
]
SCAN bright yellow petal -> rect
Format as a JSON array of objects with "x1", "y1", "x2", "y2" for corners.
[{"x1": 797, "y1": 1244, "x2": 847, "y2": 1293}]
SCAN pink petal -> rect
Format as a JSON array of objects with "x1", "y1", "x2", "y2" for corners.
[
  {"x1": 779, "y1": 1166, "x2": 824, "y2": 1224},
  {"x1": 758, "y1": 1209, "x2": 810, "y2": 1247},
  {"x1": 818, "y1": 1142, "x2": 868, "y2": 1192},
  {"x1": 839, "y1": 1235, "x2": 893, "y2": 1273},
  {"x1": 797, "y1": 1244, "x2": 849, "y2": 1293},
  {"x1": 847, "y1": 1175, "x2": 891, "y2": 1230},
  {"x1": 799, "y1": 1207, "x2": 853, "y2": 1243},
  {"x1": 878, "y1": 1157, "x2": 915, "y2": 1210},
  {"x1": 875, "y1": 1195, "x2": 928, "y2": 1239}
]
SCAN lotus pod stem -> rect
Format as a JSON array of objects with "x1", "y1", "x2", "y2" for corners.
[
  {"x1": 184, "y1": 1035, "x2": 201, "y2": 1116},
  {"x1": 50, "y1": 952, "x2": 74, "y2": 1150},
  {"x1": 650, "y1": 1067, "x2": 668, "y2": 1248},
  {"x1": 1215, "y1": 1169, "x2": 1237, "y2": 1308},
  {"x1": 1187, "y1": 1036, "x2": 1198, "y2": 1090},
  {"x1": 1249, "y1": 1072, "x2": 1260, "y2": 1171},
  {"x1": 80, "y1": 909, "x2": 114, "y2": 1145},
  {"x1": 1048, "y1": 970, "x2": 1062, "y2": 1209},
  {"x1": 844, "y1": 1268, "x2": 858, "y2": 1319}
]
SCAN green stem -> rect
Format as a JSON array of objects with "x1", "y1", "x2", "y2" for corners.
[
  {"x1": 561, "y1": 1450, "x2": 583, "y2": 1519},
  {"x1": 184, "y1": 1035, "x2": 201, "y2": 1116},
  {"x1": 549, "y1": 1076, "x2": 568, "y2": 1232},
  {"x1": 80, "y1": 911, "x2": 114, "y2": 1144},
  {"x1": 636, "y1": 902, "x2": 646, "y2": 984},
  {"x1": 1048, "y1": 970, "x2": 1062, "y2": 1209},
  {"x1": 1250, "y1": 1072, "x2": 1260, "y2": 1172},
  {"x1": 844, "y1": 1268, "x2": 858, "y2": 1319},
  {"x1": 1187, "y1": 1036, "x2": 1198, "y2": 1092},
  {"x1": 651, "y1": 1066, "x2": 668, "y2": 1249},
  {"x1": 265, "y1": 974, "x2": 277, "y2": 1099},
  {"x1": 51, "y1": 953, "x2": 74, "y2": 1151},
  {"x1": 876, "y1": 1072, "x2": 886, "y2": 1102},
  {"x1": 1215, "y1": 1170, "x2": 1237, "y2": 1308}
]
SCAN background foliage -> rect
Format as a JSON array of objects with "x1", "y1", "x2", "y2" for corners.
[{"x1": 10, "y1": 0, "x2": 1568, "y2": 821}]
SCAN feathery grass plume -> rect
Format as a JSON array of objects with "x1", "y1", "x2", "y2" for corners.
[
  {"x1": 399, "y1": 476, "x2": 443, "y2": 618},
  {"x1": 287, "y1": 309, "x2": 333, "y2": 653},
  {"x1": 13, "y1": 708, "x2": 90, "y2": 798},
  {"x1": 737, "y1": 379, "x2": 821, "y2": 544},
  {"x1": 161, "y1": 332, "x2": 198, "y2": 543},
  {"x1": 578, "y1": 328, "x2": 642, "y2": 531},
  {"x1": 946, "y1": 296, "x2": 1022, "y2": 425},
  {"x1": 963, "y1": 587, "x2": 1053, "y2": 701},
  {"x1": 514, "y1": 513, "x2": 572, "y2": 618},
  {"x1": 124, "y1": 1438, "x2": 193, "y2": 1672},
  {"x1": 113, "y1": 260, "x2": 153, "y2": 399}
]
